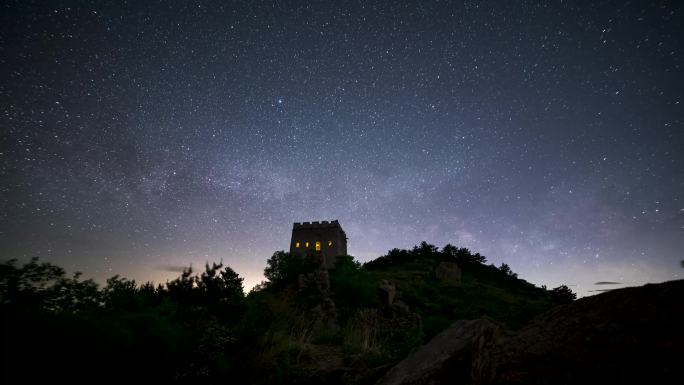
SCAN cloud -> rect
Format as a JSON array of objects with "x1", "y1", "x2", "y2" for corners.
[
  {"x1": 594, "y1": 281, "x2": 621, "y2": 285},
  {"x1": 157, "y1": 264, "x2": 190, "y2": 273}
]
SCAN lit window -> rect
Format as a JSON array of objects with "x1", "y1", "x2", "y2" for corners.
[
  {"x1": 295, "y1": 242, "x2": 300, "y2": 248},
  {"x1": 328, "y1": 240, "x2": 333, "y2": 247},
  {"x1": 315, "y1": 241, "x2": 321, "y2": 251},
  {"x1": 305, "y1": 242, "x2": 309, "y2": 247}
]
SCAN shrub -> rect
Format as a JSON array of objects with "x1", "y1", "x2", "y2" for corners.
[
  {"x1": 549, "y1": 284, "x2": 577, "y2": 303},
  {"x1": 330, "y1": 255, "x2": 378, "y2": 314},
  {"x1": 264, "y1": 251, "x2": 317, "y2": 288}
]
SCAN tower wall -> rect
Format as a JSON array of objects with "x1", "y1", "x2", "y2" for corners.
[{"x1": 289, "y1": 220, "x2": 347, "y2": 269}]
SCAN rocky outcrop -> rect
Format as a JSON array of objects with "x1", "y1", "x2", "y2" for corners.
[
  {"x1": 376, "y1": 279, "x2": 684, "y2": 385},
  {"x1": 486, "y1": 279, "x2": 684, "y2": 385},
  {"x1": 344, "y1": 304, "x2": 422, "y2": 353},
  {"x1": 297, "y1": 267, "x2": 339, "y2": 333},
  {"x1": 376, "y1": 319, "x2": 499, "y2": 385},
  {"x1": 377, "y1": 280, "x2": 397, "y2": 306},
  {"x1": 298, "y1": 264, "x2": 331, "y2": 292},
  {"x1": 434, "y1": 262, "x2": 462, "y2": 285}
]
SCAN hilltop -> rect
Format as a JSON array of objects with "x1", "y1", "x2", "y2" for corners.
[
  {"x1": 242, "y1": 242, "x2": 571, "y2": 383},
  {"x1": 0, "y1": 243, "x2": 583, "y2": 384}
]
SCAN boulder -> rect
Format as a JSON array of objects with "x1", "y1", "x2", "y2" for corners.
[
  {"x1": 434, "y1": 262, "x2": 461, "y2": 285},
  {"x1": 376, "y1": 319, "x2": 499, "y2": 385},
  {"x1": 378, "y1": 280, "x2": 397, "y2": 306}
]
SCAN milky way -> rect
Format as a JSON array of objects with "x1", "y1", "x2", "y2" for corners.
[{"x1": 1, "y1": 1, "x2": 682, "y2": 295}]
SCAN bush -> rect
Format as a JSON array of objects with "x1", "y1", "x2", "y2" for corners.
[
  {"x1": 442, "y1": 244, "x2": 487, "y2": 264},
  {"x1": 329, "y1": 255, "x2": 378, "y2": 314},
  {"x1": 0, "y1": 257, "x2": 249, "y2": 383},
  {"x1": 365, "y1": 242, "x2": 489, "y2": 270},
  {"x1": 498, "y1": 263, "x2": 518, "y2": 278},
  {"x1": 263, "y1": 251, "x2": 317, "y2": 288},
  {"x1": 549, "y1": 284, "x2": 577, "y2": 303}
]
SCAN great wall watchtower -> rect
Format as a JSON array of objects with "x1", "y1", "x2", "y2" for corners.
[{"x1": 289, "y1": 220, "x2": 348, "y2": 269}]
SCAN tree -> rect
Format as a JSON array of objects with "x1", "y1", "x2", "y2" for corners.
[
  {"x1": 442, "y1": 244, "x2": 459, "y2": 258},
  {"x1": 102, "y1": 275, "x2": 138, "y2": 310},
  {"x1": 0, "y1": 258, "x2": 64, "y2": 310},
  {"x1": 387, "y1": 248, "x2": 413, "y2": 263},
  {"x1": 443, "y1": 244, "x2": 487, "y2": 265},
  {"x1": 197, "y1": 262, "x2": 245, "y2": 323},
  {"x1": 164, "y1": 265, "x2": 198, "y2": 309},
  {"x1": 329, "y1": 255, "x2": 377, "y2": 312},
  {"x1": 0, "y1": 257, "x2": 100, "y2": 313},
  {"x1": 263, "y1": 251, "x2": 316, "y2": 288},
  {"x1": 414, "y1": 241, "x2": 438, "y2": 258},
  {"x1": 50, "y1": 271, "x2": 100, "y2": 312},
  {"x1": 549, "y1": 284, "x2": 576, "y2": 303},
  {"x1": 197, "y1": 262, "x2": 244, "y2": 299},
  {"x1": 498, "y1": 263, "x2": 518, "y2": 278},
  {"x1": 470, "y1": 252, "x2": 487, "y2": 264}
]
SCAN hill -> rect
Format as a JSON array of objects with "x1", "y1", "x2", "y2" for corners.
[
  {"x1": 0, "y1": 243, "x2": 574, "y2": 384},
  {"x1": 363, "y1": 242, "x2": 563, "y2": 334}
]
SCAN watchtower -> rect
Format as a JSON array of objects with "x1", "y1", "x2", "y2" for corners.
[{"x1": 290, "y1": 220, "x2": 348, "y2": 269}]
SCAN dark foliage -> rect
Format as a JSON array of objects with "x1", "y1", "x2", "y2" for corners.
[
  {"x1": 364, "y1": 242, "x2": 489, "y2": 270},
  {"x1": 364, "y1": 243, "x2": 563, "y2": 331},
  {"x1": 263, "y1": 251, "x2": 318, "y2": 289},
  {"x1": 1, "y1": 243, "x2": 572, "y2": 384},
  {"x1": 549, "y1": 284, "x2": 577, "y2": 303},
  {"x1": 0, "y1": 258, "x2": 247, "y2": 384},
  {"x1": 329, "y1": 255, "x2": 378, "y2": 316},
  {"x1": 442, "y1": 244, "x2": 487, "y2": 265},
  {"x1": 498, "y1": 263, "x2": 518, "y2": 278}
]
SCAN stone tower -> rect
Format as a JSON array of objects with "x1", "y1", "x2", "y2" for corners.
[{"x1": 290, "y1": 220, "x2": 348, "y2": 269}]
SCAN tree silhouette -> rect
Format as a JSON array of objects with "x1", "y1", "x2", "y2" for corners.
[
  {"x1": 0, "y1": 245, "x2": 575, "y2": 384},
  {"x1": 414, "y1": 241, "x2": 439, "y2": 258},
  {"x1": 550, "y1": 284, "x2": 577, "y2": 303},
  {"x1": 263, "y1": 251, "x2": 317, "y2": 288},
  {"x1": 442, "y1": 244, "x2": 487, "y2": 265},
  {"x1": 196, "y1": 261, "x2": 245, "y2": 324},
  {"x1": 498, "y1": 263, "x2": 518, "y2": 278},
  {"x1": 329, "y1": 255, "x2": 377, "y2": 312},
  {"x1": 0, "y1": 257, "x2": 101, "y2": 312}
]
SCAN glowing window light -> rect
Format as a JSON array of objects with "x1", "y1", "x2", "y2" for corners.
[{"x1": 315, "y1": 241, "x2": 321, "y2": 251}]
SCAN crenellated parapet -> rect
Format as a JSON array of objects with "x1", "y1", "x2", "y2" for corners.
[{"x1": 293, "y1": 220, "x2": 341, "y2": 229}]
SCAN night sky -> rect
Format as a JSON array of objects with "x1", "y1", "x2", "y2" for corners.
[{"x1": 1, "y1": 1, "x2": 682, "y2": 296}]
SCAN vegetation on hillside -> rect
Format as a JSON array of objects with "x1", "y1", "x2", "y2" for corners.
[
  {"x1": 363, "y1": 242, "x2": 564, "y2": 335},
  {"x1": 0, "y1": 242, "x2": 574, "y2": 384}
]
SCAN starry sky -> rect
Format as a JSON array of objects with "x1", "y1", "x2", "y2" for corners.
[{"x1": 1, "y1": 1, "x2": 682, "y2": 296}]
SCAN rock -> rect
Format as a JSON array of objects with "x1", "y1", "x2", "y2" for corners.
[
  {"x1": 378, "y1": 280, "x2": 397, "y2": 306},
  {"x1": 298, "y1": 267, "x2": 331, "y2": 292},
  {"x1": 487, "y1": 279, "x2": 684, "y2": 385},
  {"x1": 297, "y1": 267, "x2": 339, "y2": 333},
  {"x1": 392, "y1": 299, "x2": 410, "y2": 313},
  {"x1": 434, "y1": 262, "x2": 461, "y2": 285},
  {"x1": 376, "y1": 319, "x2": 499, "y2": 385},
  {"x1": 343, "y1": 306, "x2": 422, "y2": 360}
]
